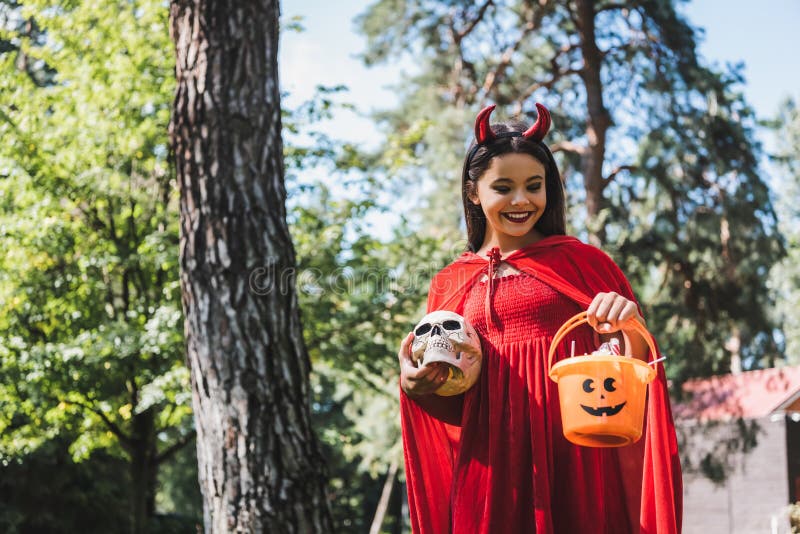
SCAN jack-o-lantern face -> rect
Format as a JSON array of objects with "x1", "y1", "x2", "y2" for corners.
[{"x1": 579, "y1": 376, "x2": 626, "y2": 416}]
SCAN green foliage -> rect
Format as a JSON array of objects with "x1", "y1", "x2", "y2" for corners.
[
  {"x1": 621, "y1": 66, "x2": 784, "y2": 378},
  {"x1": 284, "y1": 85, "x2": 445, "y2": 531},
  {"x1": 0, "y1": 434, "x2": 201, "y2": 533},
  {"x1": 295, "y1": 202, "x2": 437, "y2": 532},
  {"x1": 0, "y1": 0, "x2": 197, "y2": 526},
  {"x1": 769, "y1": 98, "x2": 800, "y2": 364},
  {"x1": 0, "y1": 436, "x2": 132, "y2": 533},
  {"x1": 153, "y1": 436, "x2": 203, "y2": 525}
]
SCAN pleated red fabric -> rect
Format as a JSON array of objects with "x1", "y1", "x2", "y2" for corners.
[{"x1": 400, "y1": 236, "x2": 682, "y2": 534}]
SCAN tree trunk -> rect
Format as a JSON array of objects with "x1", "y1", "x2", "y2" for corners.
[
  {"x1": 170, "y1": 1, "x2": 333, "y2": 532},
  {"x1": 130, "y1": 408, "x2": 157, "y2": 534},
  {"x1": 575, "y1": 0, "x2": 611, "y2": 246}
]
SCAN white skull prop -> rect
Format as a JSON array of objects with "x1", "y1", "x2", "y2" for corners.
[{"x1": 411, "y1": 310, "x2": 482, "y2": 396}]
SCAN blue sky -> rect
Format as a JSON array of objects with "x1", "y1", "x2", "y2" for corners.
[{"x1": 280, "y1": 0, "x2": 800, "y2": 149}]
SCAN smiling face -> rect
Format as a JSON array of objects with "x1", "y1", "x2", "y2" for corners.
[
  {"x1": 468, "y1": 152, "x2": 547, "y2": 251},
  {"x1": 580, "y1": 376, "x2": 627, "y2": 416}
]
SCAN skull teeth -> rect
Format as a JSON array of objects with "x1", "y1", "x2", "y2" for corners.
[{"x1": 430, "y1": 337, "x2": 454, "y2": 350}]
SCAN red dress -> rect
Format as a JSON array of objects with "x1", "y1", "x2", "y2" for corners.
[{"x1": 400, "y1": 236, "x2": 682, "y2": 534}]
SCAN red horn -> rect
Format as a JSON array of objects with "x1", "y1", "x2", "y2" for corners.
[
  {"x1": 474, "y1": 104, "x2": 497, "y2": 144},
  {"x1": 523, "y1": 103, "x2": 551, "y2": 141}
]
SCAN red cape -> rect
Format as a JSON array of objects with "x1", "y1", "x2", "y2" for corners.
[{"x1": 401, "y1": 235, "x2": 682, "y2": 533}]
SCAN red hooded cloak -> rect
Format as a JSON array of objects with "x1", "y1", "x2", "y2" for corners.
[{"x1": 400, "y1": 235, "x2": 682, "y2": 533}]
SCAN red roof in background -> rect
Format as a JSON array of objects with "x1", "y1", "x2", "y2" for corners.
[{"x1": 672, "y1": 365, "x2": 800, "y2": 421}]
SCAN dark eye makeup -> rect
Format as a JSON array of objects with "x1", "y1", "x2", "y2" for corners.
[{"x1": 490, "y1": 179, "x2": 543, "y2": 194}]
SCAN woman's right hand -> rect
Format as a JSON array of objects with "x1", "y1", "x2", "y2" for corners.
[{"x1": 398, "y1": 332, "x2": 450, "y2": 397}]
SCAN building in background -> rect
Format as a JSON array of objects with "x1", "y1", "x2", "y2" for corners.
[{"x1": 675, "y1": 366, "x2": 800, "y2": 533}]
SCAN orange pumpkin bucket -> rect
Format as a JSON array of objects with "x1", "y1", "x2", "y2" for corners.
[{"x1": 548, "y1": 312, "x2": 659, "y2": 448}]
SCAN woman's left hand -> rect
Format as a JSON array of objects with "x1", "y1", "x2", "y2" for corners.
[{"x1": 586, "y1": 292, "x2": 643, "y2": 333}]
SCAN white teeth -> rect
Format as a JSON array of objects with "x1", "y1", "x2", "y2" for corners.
[{"x1": 504, "y1": 212, "x2": 531, "y2": 221}]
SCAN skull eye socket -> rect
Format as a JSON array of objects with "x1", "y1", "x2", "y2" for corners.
[
  {"x1": 604, "y1": 377, "x2": 616, "y2": 392},
  {"x1": 442, "y1": 320, "x2": 461, "y2": 330},
  {"x1": 582, "y1": 378, "x2": 595, "y2": 393},
  {"x1": 415, "y1": 323, "x2": 432, "y2": 336}
]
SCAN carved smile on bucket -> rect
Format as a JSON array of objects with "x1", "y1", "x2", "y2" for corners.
[{"x1": 580, "y1": 402, "x2": 626, "y2": 416}]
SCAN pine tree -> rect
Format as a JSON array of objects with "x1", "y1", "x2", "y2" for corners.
[
  {"x1": 769, "y1": 98, "x2": 800, "y2": 365},
  {"x1": 170, "y1": 0, "x2": 333, "y2": 531}
]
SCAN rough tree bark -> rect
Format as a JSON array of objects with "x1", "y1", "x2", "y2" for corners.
[
  {"x1": 575, "y1": 0, "x2": 611, "y2": 246},
  {"x1": 170, "y1": 1, "x2": 333, "y2": 532}
]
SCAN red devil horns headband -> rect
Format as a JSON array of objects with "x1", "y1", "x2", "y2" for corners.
[{"x1": 473, "y1": 102, "x2": 552, "y2": 144}]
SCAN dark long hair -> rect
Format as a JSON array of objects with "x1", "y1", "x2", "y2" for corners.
[{"x1": 462, "y1": 121, "x2": 566, "y2": 253}]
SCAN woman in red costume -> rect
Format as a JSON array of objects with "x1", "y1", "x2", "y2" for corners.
[{"x1": 398, "y1": 103, "x2": 682, "y2": 533}]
